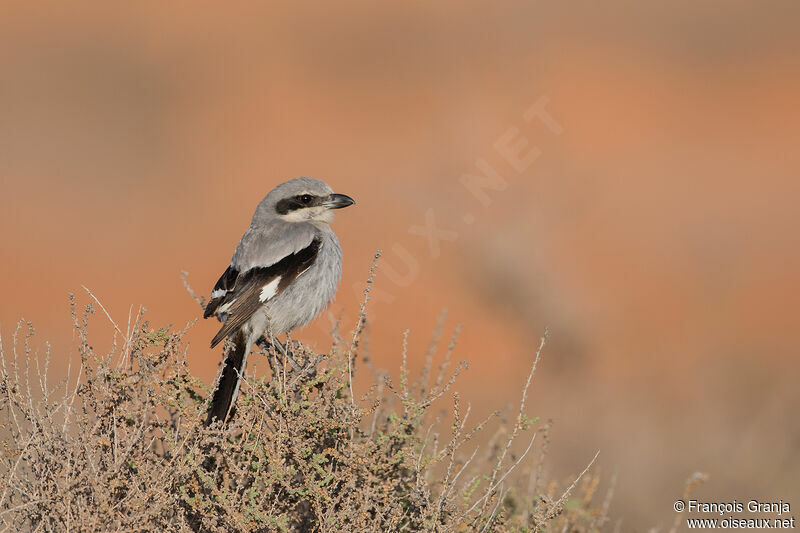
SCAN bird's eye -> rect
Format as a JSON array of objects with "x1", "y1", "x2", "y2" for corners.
[{"x1": 300, "y1": 194, "x2": 312, "y2": 204}]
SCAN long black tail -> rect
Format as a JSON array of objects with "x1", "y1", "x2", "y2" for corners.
[{"x1": 205, "y1": 329, "x2": 248, "y2": 426}]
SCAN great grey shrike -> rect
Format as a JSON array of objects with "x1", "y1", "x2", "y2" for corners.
[{"x1": 203, "y1": 177, "x2": 354, "y2": 425}]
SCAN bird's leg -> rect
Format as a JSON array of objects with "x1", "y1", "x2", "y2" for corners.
[
  {"x1": 255, "y1": 336, "x2": 270, "y2": 352},
  {"x1": 256, "y1": 336, "x2": 279, "y2": 375},
  {"x1": 270, "y1": 335, "x2": 303, "y2": 372}
]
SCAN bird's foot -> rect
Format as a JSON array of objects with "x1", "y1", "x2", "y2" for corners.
[{"x1": 256, "y1": 336, "x2": 303, "y2": 372}]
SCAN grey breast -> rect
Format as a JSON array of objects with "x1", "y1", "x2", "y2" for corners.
[{"x1": 264, "y1": 229, "x2": 343, "y2": 334}]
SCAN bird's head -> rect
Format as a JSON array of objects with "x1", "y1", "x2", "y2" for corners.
[{"x1": 255, "y1": 177, "x2": 355, "y2": 225}]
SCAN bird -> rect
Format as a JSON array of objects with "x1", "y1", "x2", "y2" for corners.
[{"x1": 202, "y1": 177, "x2": 354, "y2": 425}]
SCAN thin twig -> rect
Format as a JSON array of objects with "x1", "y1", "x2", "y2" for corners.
[
  {"x1": 346, "y1": 251, "x2": 381, "y2": 405},
  {"x1": 554, "y1": 450, "x2": 601, "y2": 508}
]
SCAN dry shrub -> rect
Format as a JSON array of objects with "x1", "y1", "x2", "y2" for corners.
[{"x1": 0, "y1": 277, "x2": 608, "y2": 532}]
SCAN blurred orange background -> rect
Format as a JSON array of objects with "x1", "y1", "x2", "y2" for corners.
[{"x1": 2, "y1": 2, "x2": 798, "y2": 529}]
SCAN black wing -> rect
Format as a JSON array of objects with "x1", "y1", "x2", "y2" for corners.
[
  {"x1": 204, "y1": 265, "x2": 240, "y2": 319},
  {"x1": 205, "y1": 238, "x2": 321, "y2": 348}
]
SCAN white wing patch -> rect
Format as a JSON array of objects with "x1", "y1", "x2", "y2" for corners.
[
  {"x1": 210, "y1": 288, "x2": 228, "y2": 299},
  {"x1": 259, "y1": 278, "x2": 281, "y2": 302}
]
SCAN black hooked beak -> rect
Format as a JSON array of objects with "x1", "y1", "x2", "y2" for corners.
[{"x1": 324, "y1": 193, "x2": 355, "y2": 209}]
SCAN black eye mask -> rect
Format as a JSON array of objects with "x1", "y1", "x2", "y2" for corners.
[{"x1": 275, "y1": 194, "x2": 324, "y2": 215}]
